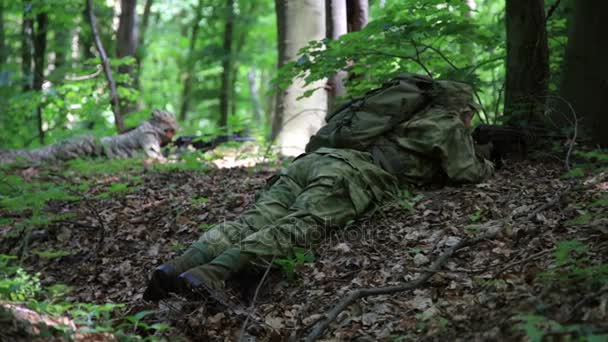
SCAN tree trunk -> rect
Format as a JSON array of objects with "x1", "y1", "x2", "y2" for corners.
[
  {"x1": 178, "y1": 0, "x2": 204, "y2": 122},
  {"x1": 218, "y1": 0, "x2": 235, "y2": 129},
  {"x1": 80, "y1": 1, "x2": 95, "y2": 60},
  {"x1": 136, "y1": 0, "x2": 153, "y2": 73},
  {"x1": 346, "y1": 0, "x2": 368, "y2": 32},
  {"x1": 54, "y1": 22, "x2": 71, "y2": 72},
  {"x1": 116, "y1": 0, "x2": 138, "y2": 115},
  {"x1": 504, "y1": 0, "x2": 549, "y2": 126},
  {"x1": 248, "y1": 68, "x2": 263, "y2": 125},
  {"x1": 87, "y1": 0, "x2": 125, "y2": 133},
  {"x1": 271, "y1": 0, "x2": 287, "y2": 140},
  {"x1": 33, "y1": 11, "x2": 48, "y2": 144},
  {"x1": 558, "y1": 0, "x2": 608, "y2": 147},
  {"x1": 326, "y1": 0, "x2": 348, "y2": 107},
  {"x1": 275, "y1": 0, "x2": 327, "y2": 156},
  {"x1": 0, "y1": 0, "x2": 7, "y2": 66},
  {"x1": 21, "y1": 1, "x2": 34, "y2": 91}
]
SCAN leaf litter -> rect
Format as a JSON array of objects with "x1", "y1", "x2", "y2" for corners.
[{"x1": 0, "y1": 159, "x2": 607, "y2": 341}]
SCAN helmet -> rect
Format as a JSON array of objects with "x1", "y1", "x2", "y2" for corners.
[
  {"x1": 150, "y1": 109, "x2": 179, "y2": 132},
  {"x1": 433, "y1": 80, "x2": 481, "y2": 112}
]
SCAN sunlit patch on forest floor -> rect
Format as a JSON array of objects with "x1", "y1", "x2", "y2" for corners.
[{"x1": 1, "y1": 158, "x2": 607, "y2": 341}]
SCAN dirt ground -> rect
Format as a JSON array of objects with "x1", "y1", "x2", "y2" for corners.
[{"x1": 1, "y1": 158, "x2": 607, "y2": 341}]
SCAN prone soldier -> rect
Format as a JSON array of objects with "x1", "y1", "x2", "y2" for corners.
[
  {"x1": 0, "y1": 110, "x2": 178, "y2": 166},
  {"x1": 144, "y1": 74, "x2": 495, "y2": 301}
]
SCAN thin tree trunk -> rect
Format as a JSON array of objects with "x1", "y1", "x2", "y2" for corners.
[
  {"x1": 346, "y1": 0, "x2": 368, "y2": 32},
  {"x1": 87, "y1": 0, "x2": 124, "y2": 133},
  {"x1": 54, "y1": 26, "x2": 71, "y2": 72},
  {"x1": 504, "y1": 0, "x2": 549, "y2": 126},
  {"x1": 136, "y1": 0, "x2": 153, "y2": 73},
  {"x1": 33, "y1": 11, "x2": 48, "y2": 144},
  {"x1": 116, "y1": 0, "x2": 138, "y2": 115},
  {"x1": 21, "y1": 1, "x2": 34, "y2": 91},
  {"x1": 80, "y1": 1, "x2": 95, "y2": 60},
  {"x1": 271, "y1": 0, "x2": 287, "y2": 140},
  {"x1": 229, "y1": 2, "x2": 258, "y2": 120},
  {"x1": 558, "y1": 0, "x2": 608, "y2": 146},
  {"x1": 179, "y1": 0, "x2": 204, "y2": 122},
  {"x1": 0, "y1": 0, "x2": 7, "y2": 66},
  {"x1": 326, "y1": 0, "x2": 348, "y2": 108},
  {"x1": 248, "y1": 68, "x2": 263, "y2": 124},
  {"x1": 219, "y1": 0, "x2": 235, "y2": 129}
]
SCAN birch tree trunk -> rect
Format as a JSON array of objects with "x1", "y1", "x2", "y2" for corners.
[
  {"x1": 504, "y1": 0, "x2": 549, "y2": 126},
  {"x1": 33, "y1": 11, "x2": 48, "y2": 144},
  {"x1": 326, "y1": 0, "x2": 347, "y2": 107},
  {"x1": 116, "y1": 0, "x2": 138, "y2": 114},
  {"x1": 275, "y1": 0, "x2": 327, "y2": 156}
]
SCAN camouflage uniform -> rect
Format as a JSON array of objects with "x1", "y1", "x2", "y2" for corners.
[
  {"x1": 0, "y1": 110, "x2": 178, "y2": 165},
  {"x1": 144, "y1": 78, "x2": 494, "y2": 300}
]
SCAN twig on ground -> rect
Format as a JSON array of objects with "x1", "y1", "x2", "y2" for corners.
[
  {"x1": 567, "y1": 285, "x2": 608, "y2": 321},
  {"x1": 305, "y1": 227, "x2": 504, "y2": 342},
  {"x1": 480, "y1": 249, "x2": 552, "y2": 291},
  {"x1": 564, "y1": 106, "x2": 578, "y2": 172},
  {"x1": 238, "y1": 256, "x2": 276, "y2": 341}
]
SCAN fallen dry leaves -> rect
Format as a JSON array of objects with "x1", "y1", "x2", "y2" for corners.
[{"x1": 1, "y1": 159, "x2": 607, "y2": 341}]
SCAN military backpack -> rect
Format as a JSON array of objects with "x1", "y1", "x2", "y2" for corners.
[{"x1": 305, "y1": 73, "x2": 436, "y2": 153}]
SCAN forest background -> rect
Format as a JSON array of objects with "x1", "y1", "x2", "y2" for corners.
[
  {"x1": 1, "y1": 0, "x2": 608, "y2": 340},
  {"x1": 0, "y1": 0, "x2": 606, "y2": 154}
]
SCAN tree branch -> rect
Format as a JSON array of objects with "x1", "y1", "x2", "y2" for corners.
[
  {"x1": 87, "y1": 0, "x2": 125, "y2": 133},
  {"x1": 305, "y1": 226, "x2": 505, "y2": 342}
]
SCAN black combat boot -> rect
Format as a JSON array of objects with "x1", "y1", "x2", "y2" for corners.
[
  {"x1": 143, "y1": 244, "x2": 214, "y2": 301},
  {"x1": 178, "y1": 248, "x2": 255, "y2": 292}
]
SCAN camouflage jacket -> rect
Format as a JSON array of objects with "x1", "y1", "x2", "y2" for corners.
[
  {"x1": 0, "y1": 110, "x2": 177, "y2": 165},
  {"x1": 371, "y1": 105, "x2": 494, "y2": 185}
]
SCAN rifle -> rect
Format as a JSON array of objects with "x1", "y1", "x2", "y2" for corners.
[
  {"x1": 472, "y1": 124, "x2": 532, "y2": 168},
  {"x1": 173, "y1": 134, "x2": 256, "y2": 152}
]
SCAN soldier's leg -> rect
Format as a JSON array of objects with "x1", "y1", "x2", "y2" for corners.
[
  {"x1": 144, "y1": 168, "x2": 306, "y2": 300},
  {"x1": 178, "y1": 154, "x2": 384, "y2": 290}
]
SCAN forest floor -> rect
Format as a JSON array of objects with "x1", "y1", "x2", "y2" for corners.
[{"x1": 1, "y1": 150, "x2": 607, "y2": 341}]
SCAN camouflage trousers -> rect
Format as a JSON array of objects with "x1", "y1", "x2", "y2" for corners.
[
  {"x1": 0, "y1": 135, "x2": 101, "y2": 165},
  {"x1": 189, "y1": 148, "x2": 398, "y2": 259}
]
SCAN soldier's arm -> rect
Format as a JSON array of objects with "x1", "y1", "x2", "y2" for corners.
[
  {"x1": 435, "y1": 116, "x2": 494, "y2": 184},
  {"x1": 140, "y1": 133, "x2": 166, "y2": 161}
]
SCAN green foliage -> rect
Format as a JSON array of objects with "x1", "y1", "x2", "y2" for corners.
[
  {"x1": 97, "y1": 182, "x2": 131, "y2": 199},
  {"x1": 563, "y1": 167, "x2": 586, "y2": 179},
  {"x1": 278, "y1": 0, "x2": 506, "y2": 123},
  {"x1": 516, "y1": 314, "x2": 608, "y2": 342},
  {"x1": 565, "y1": 213, "x2": 593, "y2": 226},
  {"x1": 0, "y1": 255, "x2": 168, "y2": 339},
  {"x1": 516, "y1": 239, "x2": 608, "y2": 341},
  {"x1": 66, "y1": 158, "x2": 145, "y2": 176},
  {"x1": 396, "y1": 189, "x2": 424, "y2": 211},
  {"x1": 274, "y1": 247, "x2": 315, "y2": 281},
  {"x1": 469, "y1": 210, "x2": 482, "y2": 223},
  {"x1": 34, "y1": 249, "x2": 72, "y2": 259},
  {"x1": 199, "y1": 223, "x2": 213, "y2": 231}
]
